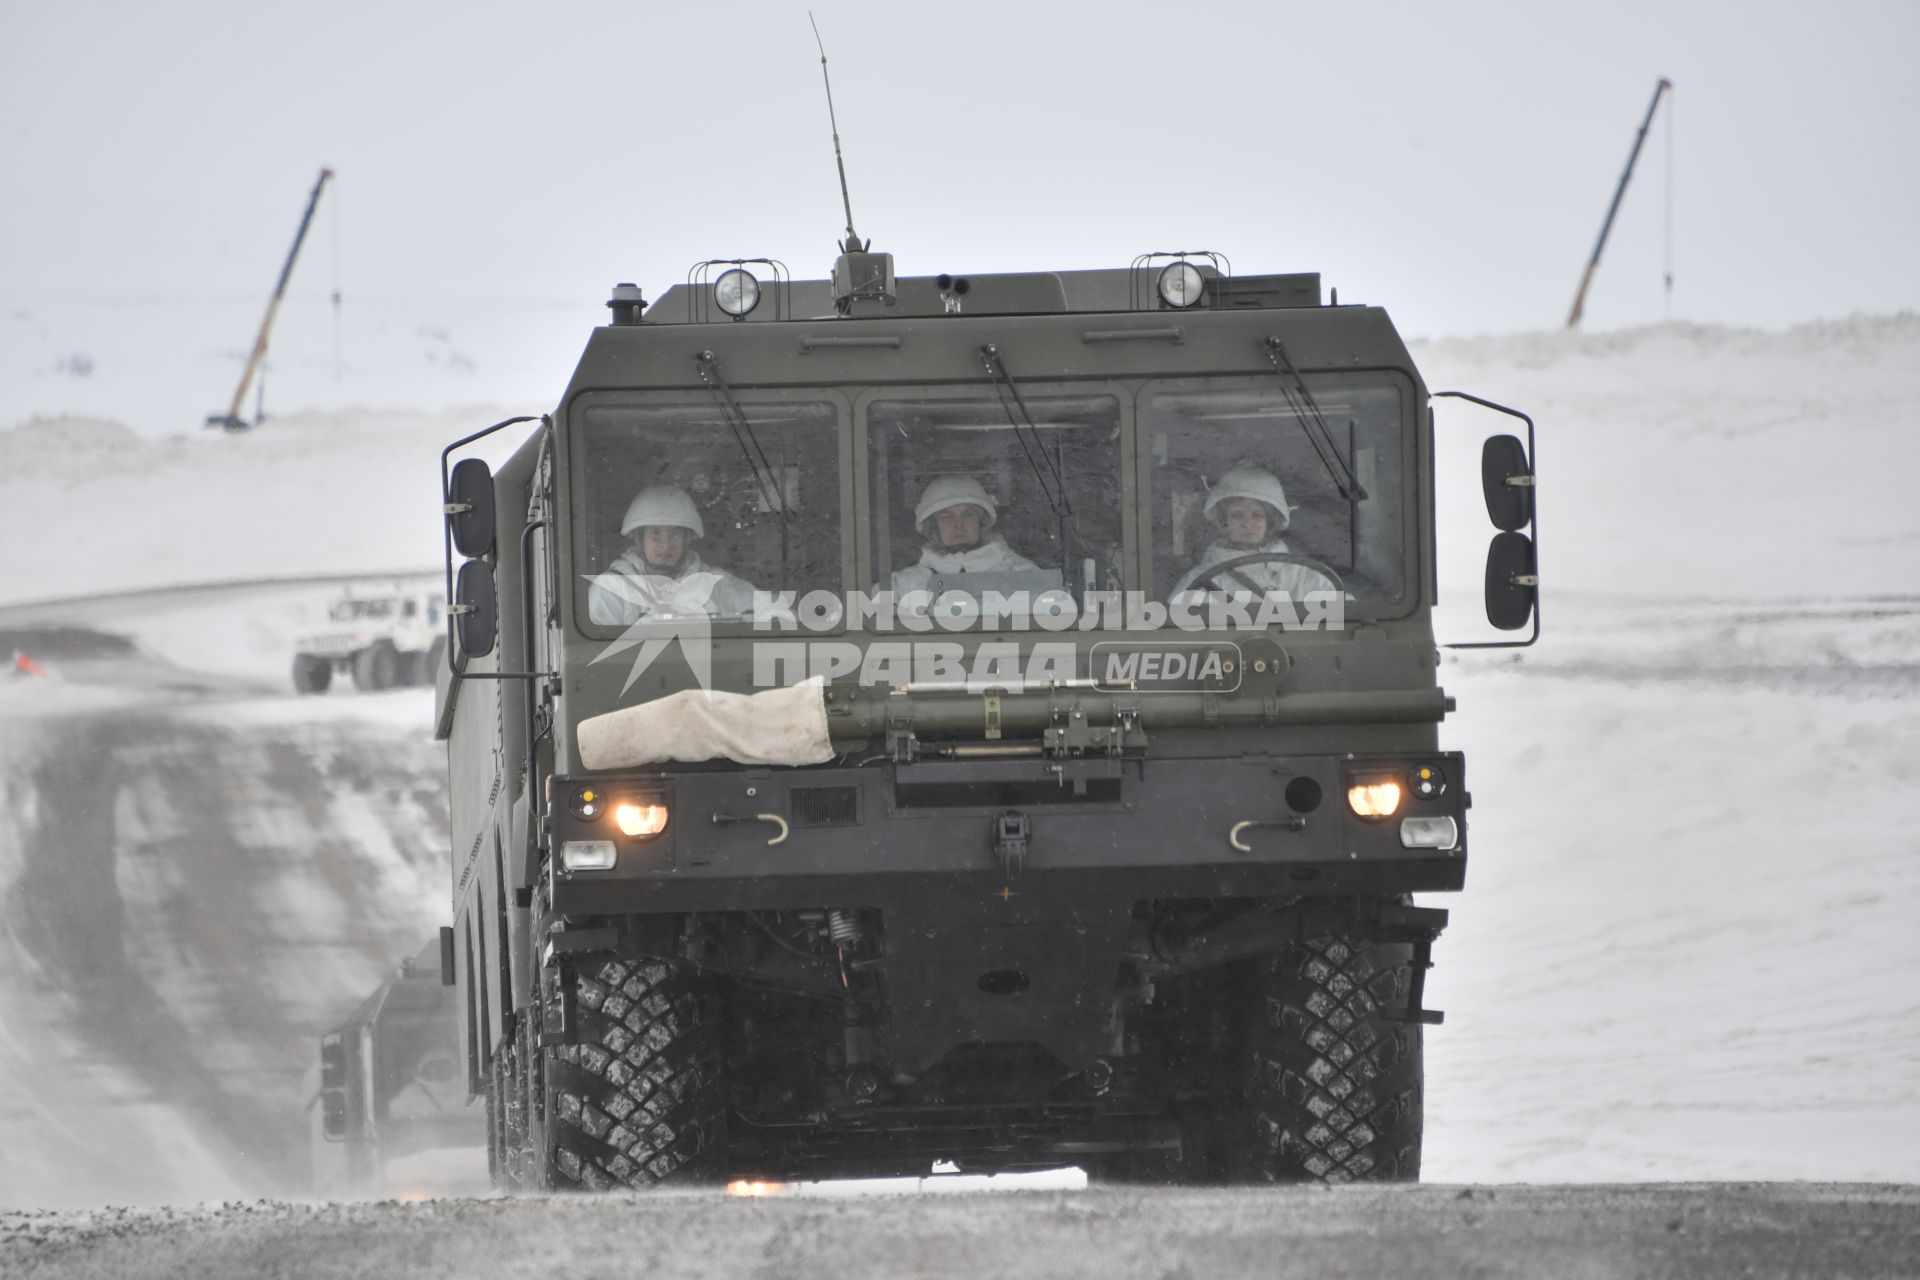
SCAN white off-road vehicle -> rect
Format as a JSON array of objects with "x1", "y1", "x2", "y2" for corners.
[{"x1": 292, "y1": 585, "x2": 446, "y2": 694}]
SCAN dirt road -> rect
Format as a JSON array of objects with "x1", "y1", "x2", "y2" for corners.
[{"x1": 4, "y1": 1184, "x2": 1916, "y2": 1280}]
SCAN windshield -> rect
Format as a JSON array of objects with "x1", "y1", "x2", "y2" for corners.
[
  {"x1": 328, "y1": 598, "x2": 396, "y2": 622},
  {"x1": 867, "y1": 393, "x2": 1123, "y2": 610},
  {"x1": 577, "y1": 399, "x2": 839, "y2": 627},
  {"x1": 1148, "y1": 382, "x2": 1407, "y2": 606}
]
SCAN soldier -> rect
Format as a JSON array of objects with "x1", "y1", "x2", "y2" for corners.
[
  {"x1": 588, "y1": 484, "x2": 758, "y2": 624},
  {"x1": 887, "y1": 475, "x2": 1043, "y2": 596},
  {"x1": 1172, "y1": 466, "x2": 1341, "y2": 599}
]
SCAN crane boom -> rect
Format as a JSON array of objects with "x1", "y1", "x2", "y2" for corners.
[
  {"x1": 209, "y1": 167, "x2": 333, "y2": 430},
  {"x1": 1566, "y1": 79, "x2": 1670, "y2": 330}
]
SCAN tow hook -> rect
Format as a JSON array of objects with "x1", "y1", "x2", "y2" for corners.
[
  {"x1": 711, "y1": 812, "x2": 790, "y2": 846},
  {"x1": 1227, "y1": 815, "x2": 1307, "y2": 852}
]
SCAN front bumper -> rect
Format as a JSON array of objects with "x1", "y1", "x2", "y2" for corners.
[{"x1": 547, "y1": 752, "x2": 1467, "y2": 916}]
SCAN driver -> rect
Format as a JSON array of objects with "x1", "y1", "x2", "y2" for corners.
[
  {"x1": 888, "y1": 475, "x2": 1042, "y2": 595},
  {"x1": 587, "y1": 484, "x2": 758, "y2": 624},
  {"x1": 1171, "y1": 466, "x2": 1341, "y2": 599}
]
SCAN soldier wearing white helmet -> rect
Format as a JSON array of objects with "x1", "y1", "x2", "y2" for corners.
[
  {"x1": 588, "y1": 484, "x2": 759, "y2": 625},
  {"x1": 887, "y1": 475, "x2": 1042, "y2": 596},
  {"x1": 1171, "y1": 466, "x2": 1341, "y2": 600}
]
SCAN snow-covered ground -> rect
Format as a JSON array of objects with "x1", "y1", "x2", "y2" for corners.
[
  {"x1": 0, "y1": 315, "x2": 1916, "y2": 1208},
  {"x1": 0, "y1": 644, "x2": 450, "y2": 1209},
  {"x1": 0, "y1": 407, "x2": 529, "y2": 608}
]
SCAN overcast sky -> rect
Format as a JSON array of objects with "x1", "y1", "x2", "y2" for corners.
[{"x1": 3, "y1": 0, "x2": 1916, "y2": 436}]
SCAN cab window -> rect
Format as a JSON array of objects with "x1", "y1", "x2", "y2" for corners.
[
  {"x1": 866, "y1": 393, "x2": 1123, "y2": 609},
  {"x1": 576, "y1": 399, "x2": 840, "y2": 627},
  {"x1": 1148, "y1": 382, "x2": 1407, "y2": 607}
]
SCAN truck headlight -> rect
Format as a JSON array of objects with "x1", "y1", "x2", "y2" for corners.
[
  {"x1": 560, "y1": 840, "x2": 617, "y2": 871},
  {"x1": 613, "y1": 801, "x2": 669, "y2": 838},
  {"x1": 1399, "y1": 816, "x2": 1459, "y2": 850},
  {"x1": 1346, "y1": 778, "x2": 1403, "y2": 819}
]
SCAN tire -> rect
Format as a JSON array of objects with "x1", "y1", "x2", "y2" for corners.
[
  {"x1": 530, "y1": 957, "x2": 729, "y2": 1191},
  {"x1": 486, "y1": 1040, "x2": 507, "y2": 1186},
  {"x1": 487, "y1": 1013, "x2": 541, "y2": 1189},
  {"x1": 424, "y1": 637, "x2": 447, "y2": 686},
  {"x1": 351, "y1": 643, "x2": 399, "y2": 692},
  {"x1": 1232, "y1": 934, "x2": 1424, "y2": 1184},
  {"x1": 291, "y1": 654, "x2": 332, "y2": 695}
]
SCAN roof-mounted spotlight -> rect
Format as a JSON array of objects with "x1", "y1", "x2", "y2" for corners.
[
  {"x1": 1131, "y1": 250, "x2": 1229, "y2": 311},
  {"x1": 690, "y1": 259, "x2": 788, "y2": 323},
  {"x1": 714, "y1": 268, "x2": 762, "y2": 318},
  {"x1": 1157, "y1": 261, "x2": 1206, "y2": 309}
]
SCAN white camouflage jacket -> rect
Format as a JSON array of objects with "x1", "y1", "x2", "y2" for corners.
[
  {"x1": 886, "y1": 535, "x2": 1042, "y2": 596},
  {"x1": 1171, "y1": 538, "x2": 1340, "y2": 600},
  {"x1": 587, "y1": 549, "x2": 759, "y2": 626}
]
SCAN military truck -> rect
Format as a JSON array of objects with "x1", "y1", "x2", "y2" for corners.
[
  {"x1": 293, "y1": 583, "x2": 447, "y2": 694},
  {"x1": 312, "y1": 938, "x2": 484, "y2": 1196},
  {"x1": 432, "y1": 243, "x2": 1538, "y2": 1190}
]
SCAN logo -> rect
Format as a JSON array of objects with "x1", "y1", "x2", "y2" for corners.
[
  {"x1": 1091, "y1": 641, "x2": 1243, "y2": 693},
  {"x1": 587, "y1": 570, "x2": 723, "y2": 692},
  {"x1": 589, "y1": 581, "x2": 1343, "y2": 694}
]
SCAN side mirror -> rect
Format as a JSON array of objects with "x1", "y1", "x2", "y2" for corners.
[
  {"x1": 1484, "y1": 532, "x2": 1537, "y2": 631},
  {"x1": 447, "y1": 458, "x2": 497, "y2": 558},
  {"x1": 1481, "y1": 434, "x2": 1533, "y2": 532},
  {"x1": 454, "y1": 559, "x2": 497, "y2": 658}
]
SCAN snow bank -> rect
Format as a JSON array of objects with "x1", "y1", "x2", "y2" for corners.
[
  {"x1": 1417, "y1": 314, "x2": 1920, "y2": 616},
  {"x1": 0, "y1": 405, "x2": 531, "y2": 607}
]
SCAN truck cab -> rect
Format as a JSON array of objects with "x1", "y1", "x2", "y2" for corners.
[{"x1": 434, "y1": 251, "x2": 1537, "y2": 1189}]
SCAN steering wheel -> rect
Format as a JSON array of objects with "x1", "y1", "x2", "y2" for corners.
[{"x1": 1189, "y1": 551, "x2": 1347, "y2": 597}]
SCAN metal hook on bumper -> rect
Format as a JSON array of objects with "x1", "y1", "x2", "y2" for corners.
[
  {"x1": 1228, "y1": 816, "x2": 1306, "y2": 852},
  {"x1": 712, "y1": 812, "x2": 790, "y2": 846}
]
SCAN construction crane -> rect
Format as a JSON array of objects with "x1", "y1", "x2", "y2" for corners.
[
  {"x1": 1566, "y1": 79, "x2": 1672, "y2": 330},
  {"x1": 208, "y1": 167, "x2": 333, "y2": 431}
]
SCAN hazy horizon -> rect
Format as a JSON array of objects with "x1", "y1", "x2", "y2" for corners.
[{"x1": 4, "y1": 0, "x2": 1916, "y2": 437}]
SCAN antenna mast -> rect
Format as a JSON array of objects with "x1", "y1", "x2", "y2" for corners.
[{"x1": 810, "y1": 13, "x2": 863, "y2": 253}]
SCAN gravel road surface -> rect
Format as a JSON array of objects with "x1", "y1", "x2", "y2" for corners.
[{"x1": 4, "y1": 1184, "x2": 1916, "y2": 1280}]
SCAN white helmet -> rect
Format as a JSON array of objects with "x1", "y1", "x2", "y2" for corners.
[
  {"x1": 620, "y1": 485, "x2": 704, "y2": 538},
  {"x1": 914, "y1": 475, "x2": 997, "y2": 533},
  {"x1": 1202, "y1": 466, "x2": 1291, "y2": 532}
]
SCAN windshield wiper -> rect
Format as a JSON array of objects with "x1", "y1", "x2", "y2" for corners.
[
  {"x1": 1262, "y1": 336, "x2": 1368, "y2": 503},
  {"x1": 980, "y1": 343, "x2": 1071, "y2": 519},
  {"x1": 695, "y1": 350, "x2": 790, "y2": 521}
]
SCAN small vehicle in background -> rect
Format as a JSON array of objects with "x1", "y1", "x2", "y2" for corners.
[
  {"x1": 311, "y1": 938, "x2": 485, "y2": 1198},
  {"x1": 292, "y1": 584, "x2": 446, "y2": 694}
]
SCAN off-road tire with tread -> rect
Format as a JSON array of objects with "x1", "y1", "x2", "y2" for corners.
[
  {"x1": 1233, "y1": 933, "x2": 1423, "y2": 1183},
  {"x1": 539, "y1": 957, "x2": 728, "y2": 1191},
  {"x1": 291, "y1": 653, "x2": 332, "y2": 694},
  {"x1": 352, "y1": 642, "x2": 399, "y2": 692}
]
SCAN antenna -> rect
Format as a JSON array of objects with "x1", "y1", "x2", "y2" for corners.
[{"x1": 810, "y1": 13, "x2": 863, "y2": 254}]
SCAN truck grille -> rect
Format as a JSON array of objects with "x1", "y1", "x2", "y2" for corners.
[{"x1": 791, "y1": 786, "x2": 859, "y2": 827}]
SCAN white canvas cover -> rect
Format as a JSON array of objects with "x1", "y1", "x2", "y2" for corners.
[{"x1": 575, "y1": 676, "x2": 834, "y2": 769}]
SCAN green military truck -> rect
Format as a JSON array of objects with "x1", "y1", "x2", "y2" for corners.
[{"x1": 432, "y1": 244, "x2": 1537, "y2": 1190}]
